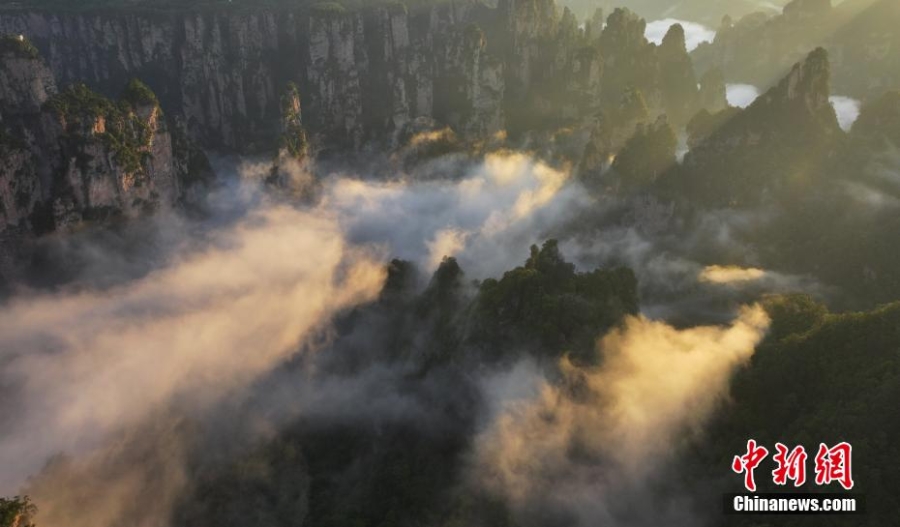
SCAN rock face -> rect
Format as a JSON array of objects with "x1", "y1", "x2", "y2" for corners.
[
  {"x1": 579, "y1": 86, "x2": 650, "y2": 180},
  {"x1": 0, "y1": 3, "x2": 711, "y2": 152},
  {"x1": 0, "y1": 138, "x2": 41, "y2": 233},
  {"x1": 657, "y1": 24, "x2": 700, "y2": 126},
  {"x1": 278, "y1": 82, "x2": 309, "y2": 162},
  {"x1": 0, "y1": 41, "x2": 205, "y2": 236},
  {"x1": 268, "y1": 82, "x2": 314, "y2": 194},
  {"x1": 0, "y1": 5, "x2": 501, "y2": 150},
  {"x1": 42, "y1": 82, "x2": 181, "y2": 231},
  {"x1": 681, "y1": 48, "x2": 841, "y2": 206},
  {"x1": 435, "y1": 24, "x2": 504, "y2": 138},
  {"x1": 611, "y1": 114, "x2": 677, "y2": 191},
  {"x1": 0, "y1": 35, "x2": 52, "y2": 232},
  {"x1": 698, "y1": 67, "x2": 728, "y2": 113},
  {"x1": 0, "y1": 34, "x2": 56, "y2": 117},
  {"x1": 597, "y1": 8, "x2": 654, "y2": 109},
  {"x1": 305, "y1": 6, "x2": 366, "y2": 148}
]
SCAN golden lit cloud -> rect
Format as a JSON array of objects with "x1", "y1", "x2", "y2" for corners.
[
  {"x1": 699, "y1": 265, "x2": 767, "y2": 284},
  {"x1": 0, "y1": 205, "x2": 386, "y2": 501},
  {"x1": 476, "y1": 306, "x2": 770, "y2": 516}
]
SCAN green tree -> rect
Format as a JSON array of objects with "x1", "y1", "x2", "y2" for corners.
[
  {"x1": 473, "y1": 240, "x2": 638, "y2": 359},
  {"x1": 0, "y1": 496, "x2": 37, "y2": 527}
]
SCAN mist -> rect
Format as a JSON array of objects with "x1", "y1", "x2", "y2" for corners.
[
  {"x1": 473, "y1": 305, "x2": 770, "y2": 527},
  {"x1": 319, "y1": 151, "x2": 590, "y2": 279},
  {"x1": 0, "y1": 147, "x2": 816, "y2": 527},
  {"x1": 0, "y1": 203, "x2": 386, "y2": 518},
  {"x1": 726, "y1": 84, "x2": 761, "y2": 108},
  {"x1": 829, "y1": 95, "x2": 861, "y2": 131}
]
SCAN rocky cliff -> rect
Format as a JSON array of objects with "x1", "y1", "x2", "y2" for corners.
[
  {"x1": 0, "y1": 1, "x2": 712, "y2": 153},
  {"x1": 0, "y1": 35, "x2": 52, "y2": 233},
  {"x1": 0, "y1": 39, "x2": 205, "y2": 238},
  {"x1": 681, "y1": 48, "x2": 842, "y2": 206}
]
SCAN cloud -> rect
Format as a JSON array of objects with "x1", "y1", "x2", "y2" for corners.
[
  {"x1": 0, "y1": 204, "x2": 386, "y2": 519},
  {"x1": 408, "y1": 127, "x2": 456, "y2": 148},
  {"x1": 473, "y1": 305, "x2": 771, "y2": 526},
  {"x1": 726, "y1": 84, "x2": 761, "y2": 108},
  {"x1": 699, "y1": 264, "x2": 822, "y2": 292},
  {"x1": 645, "y1": 19, "x2": 716, "y2": 51},
  {"x1": 829, "y1": 96, "x2": 861, "y2": 132},
  {"x1": 320, "y1": 151, "x2": 590, "y2": 280},
  {"x1": 556, "y1": 202, "x2": 828, "y2": 327},
  {"x1": 0, "y1": 146, "x2": 826, "y2": 527},
  {"x1": 427, "y1": 228, "x2": 469, "y2": 271},
  {"x1": 699, "y1": 265, "x2": 766, "y2": 284}
]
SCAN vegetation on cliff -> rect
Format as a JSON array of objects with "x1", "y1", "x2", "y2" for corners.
[
  {"x1": 472, "y1": 240, "x2": 639, "y2": 360},
  {"x1": 690, "y1": 295, "x2": 900, "y2": 525},
  {"x1": 0, "y1": 496, "x2": 36, "y2": 527},
  {"x1": 44, "y1": 81, "x2": 159, "y2": 174},
  {"x1": 280, "y1": 83, "x2": 309, "y2": 162},
  {"x1": 0, "y1": 34, "x2": 38, "y2": 59},
  {"x1": 119, "y1": 78, "x2": 159, "y2": 109}
]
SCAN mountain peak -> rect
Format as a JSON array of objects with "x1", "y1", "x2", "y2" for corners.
[
  {"x1": 680, "y1": 48, "x2": 840, "y2": 206},
  {"x1": 601, "y1": 8, "x2": 647, "y2": 49},
  {"x1": 779, "y1": 47, "x2": 832, "y2": 113},
  {"x1": 660, "y1": 23, "x2": 687, "y2": 53}
]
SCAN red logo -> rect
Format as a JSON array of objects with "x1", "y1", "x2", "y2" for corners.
[
  {"x1": 732, "y1": 441, "x2": 853, "y2": 491},
  {"x1": 814, "y1": 442, "x2": 854, "y2": 490},
  {"x1": 772, "y1": 443, "x2": 807, "y2": 487},
  {"x1": 732, "y1": 439, "x2": 769, "y2": 492}
]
